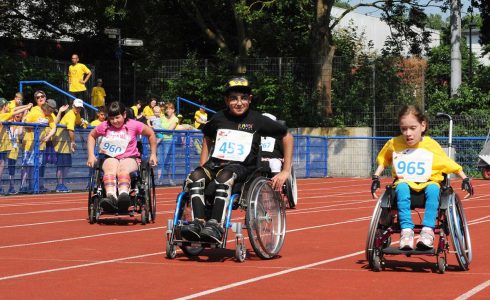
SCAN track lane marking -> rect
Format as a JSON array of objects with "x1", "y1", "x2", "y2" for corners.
[{"x1": 455, "y1": 279, "x2": 490, "y2": 300}]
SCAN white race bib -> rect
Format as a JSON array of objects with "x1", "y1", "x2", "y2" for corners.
[
  {"x1": 212, "y1": 129, "x2": 254, "y2": 162},
  {"x1": 99, "y1": 131, "x2": 130, "y2": 157},
  {"x1": 393, "y1": 148, "x2": 433, "y2": 182},
  {"x1": 261, "y1": 136, "x2": 276, "y2": 153}
]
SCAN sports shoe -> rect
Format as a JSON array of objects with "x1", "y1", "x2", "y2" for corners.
[
  {"x1": 180, "y1": 219, "x2": 204, "y2": 241},
  {"x1": 100, "y1": 195, "x2": 118, "y2": 213},
  {"x1": 200, "y1": 219, "x2": 224, "y2": 244},
  {"x1": 416, "y1": 227, "x2": 435, "y2": 250},
  {"x1": 7, "y1": 186, "x2": 17, "y2": 195},
  {"x1": 399, "y1": 228, "x2": 414, "y2": 250},
  {"x1": 117, "y1": 192, "x2": 131, "y2": 213}
]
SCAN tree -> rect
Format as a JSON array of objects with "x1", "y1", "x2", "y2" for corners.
[{"x1": 471, "y1": 0, "x2": 490, "y2": 54}]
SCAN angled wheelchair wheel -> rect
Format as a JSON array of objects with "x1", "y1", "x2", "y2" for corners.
[
  {"x1": 446, "y1": 193, "x2": 472, "y2": 270},
  {"x1": 141, "y1": 162, "x2": 157, "y2": 223},
  {"x1": 246, "y1": 177, "x2": 286, "y2": 259},
  {"x1": 284, "y1": 168, "x2": 298, "y2": 209},
  {"x1": 365, "y1": 197, "x2": 382, "y2": 266},
  {"x1": 87, "y1": 167, "x2": 101, "y2": 224}
]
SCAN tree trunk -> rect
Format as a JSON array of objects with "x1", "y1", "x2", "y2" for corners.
[{"x1": 311, "y1": 0, "x2": 335, "y2": 116}]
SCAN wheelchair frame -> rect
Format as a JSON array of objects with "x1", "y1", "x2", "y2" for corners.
[
  {"x1": 165, "y1": 169, "x2": 286, "y2": 262},
  {"x1": 87, "y1": 159, "x2": 157, "y2": 225},
  {"x1": 365, "y1": 184, "x2": 472, "y2": 273}
]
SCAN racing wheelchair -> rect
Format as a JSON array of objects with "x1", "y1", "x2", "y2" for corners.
[
  {"x1": 165, "y1": 166, "x2": 286, "y2": 262},
  {"x1": 365, "y1": 179, "x2": 472, "y2": 273},
  {"x1": 87, "y1": 159, "x2": 157, "y2": 225}
]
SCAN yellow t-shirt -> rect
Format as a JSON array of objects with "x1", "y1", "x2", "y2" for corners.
[
  {"x1": 376, "y1": 135, "x2": 463, "y2": 192},
  {"x1": 54, "y1": 109, "x2": 82, "y2": 154},
  {"x1": 143, "y1": 105, "x2": 154, "y2": 117},
  {"x1": 7, "y1": 100, "x2": 18, "y2": 113},
  {"x1": 68, "y1": 63, "x2": 90, "y2": 92},
  {"x1": 91, "y1": 86, "x2": 106, "y2": 107},
  {"x1": 131, "y1": 105, "x2": 139, "y2": 117},
  {"x1": 90, "y1": 119, "x2": 102, "y2": 127},
  {"x1": 194, "y1": 110, "x2": 208, "y2": 129},
  {"x1": 8, "y1": 126, "x2": 21, "y2": 160},
  {"x1": 0, "y1": 112, "x2": 14, "y2": 152},
  {"x1": 23, "y1": 106, "x2": 56, "y2": 151}
]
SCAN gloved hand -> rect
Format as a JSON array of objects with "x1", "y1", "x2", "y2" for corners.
[
  {"x1": 371, "y1": 175, "x2": 380, "y2": 198},
  {"x1": 461, "y1": 177, "x2": 474, "y2": 197}
]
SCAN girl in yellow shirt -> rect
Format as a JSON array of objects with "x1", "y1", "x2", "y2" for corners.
[{"x1": 371, "y1": 105, "x2": 473, "y2": 251}]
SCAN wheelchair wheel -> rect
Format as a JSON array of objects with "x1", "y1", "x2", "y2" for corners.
[
  {"x1": 365, "y1": 196, "x2": 382, "y2": 264},
  {"x1": 87, "y1": 167, "x2": 101, "y2": 224},
  {"x1": 446, "y1": 194, "x2": 472, "y2": 270},
  {"x1": 284, "y1": 168, "x2": 298, "y2": 209},
  {"x1": 141, "y1": 162, "x2": 157, "y2": 223},
  {"x1": 245, "y1": 177, "x2": 286, "y2": 259},
  {"x1": 88, "y1": 196, "x2": 98, "y2": 224}
]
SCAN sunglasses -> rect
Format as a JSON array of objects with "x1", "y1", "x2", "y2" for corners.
[{"x1": 36, "y1": 95, "x2": 46, "y2": 99}]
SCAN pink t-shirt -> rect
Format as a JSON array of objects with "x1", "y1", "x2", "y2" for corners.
[{"x1": 96, "y1": 119, "x2": 144, "y2": 159}]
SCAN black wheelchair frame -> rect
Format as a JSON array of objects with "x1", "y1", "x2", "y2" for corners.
[
  {"x1": 365, "y1": 182, "x2": 472, "y2": 273},
  {"x1": 87, "y1": 159, "x2": 157, "y2": 225},
  {"x1": 165, "y1": 167, "x2": 287, "y2": 262}
]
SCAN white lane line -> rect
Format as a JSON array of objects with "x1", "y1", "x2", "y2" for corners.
[
  {"x1": 455, "y1": 279, "x2": 490, "y2": 300},
  {"x1": 0, "y1": 226, "x2": 165, "y2": 249},
  {"x1": 0, "y1": 252, "x2": 164, "y2": 281},
  {"x1": 0, "y1": 219, "x2": 85, "y2": 229},
  {"x1": 175, "y1": 251, "x2": 364, "y2": 300}
]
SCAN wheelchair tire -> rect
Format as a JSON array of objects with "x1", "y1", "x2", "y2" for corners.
[
  {"x1": 235, "y1": 243, "x2": 247, "y2": 262},
  {"x1": 141, "y1": 162, "x2": 157, "y2": 223},
  {"x1": 166, "y1": 240, "x2": 177, "y2": 259},
  {"x1": 245, "y1": 177, "x2": 286, "y2": 260},
  {"x1": 482, "y1": 166, "x2": 490, "y2": 180},
  {"x1": 88, "y1": 196, "x2": 98, "y2": 224},
  {"x1": 365, "y1": 197, "x2": 382, "y2": 267},
  {"x1": 446, "y1": 194, "x2": 472, "y2": 271},
  {"x1": 87, "y1": 167, "x2": 101, "y2": 224},
  {"x1": 141, "y1": 204, "x2": 148, "y2": 225},
  {"x1": 284, "y1": 168, "x2": 298, "y2": 209}
]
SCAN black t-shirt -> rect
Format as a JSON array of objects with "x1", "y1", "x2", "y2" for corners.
[{"x1": 202, "y1": 109, "x2": 288, "y2": 167}]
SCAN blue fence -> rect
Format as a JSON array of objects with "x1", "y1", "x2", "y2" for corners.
[{"x1": 0, "y1": 123, "x2": 486, "y2": 194}]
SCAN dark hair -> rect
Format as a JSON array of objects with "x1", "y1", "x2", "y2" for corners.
[
  {"x1": 107, "y1": 101, "x2": 127, "y2": 120},
  {"x1": 398, "y1": 105, "x2": 428, "y2": 135}
]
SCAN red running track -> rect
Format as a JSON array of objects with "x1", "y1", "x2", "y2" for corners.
[{"x1": 0, "y1": 178, "x2": 489, "y2": 299}]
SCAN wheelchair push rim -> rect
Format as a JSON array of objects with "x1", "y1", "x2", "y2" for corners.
[
  {"x1": 446, "y1": 194, "x2": 472, "y2": 270},
  {"x1": 285, "y1": 168, "x2": 298, "y2": 208},
  {"x1": 365, "y1": 197, "x2": 382, "y2": 266},
  {"x1": 246, "y1": 177, "x2": 286, "y2": 259}
]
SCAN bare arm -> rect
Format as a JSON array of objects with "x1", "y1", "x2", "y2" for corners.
[
  {"x1": 86, "y1": 128, "x2": 99, "y2": 167},
  {"x1": 200, "y1": 137, "x2": 212, "y2": 166},
  {"x1": 83, "y1": 70, "x2": 92, "y2": 84},
  {"x1": 271, "y1": 132, "x2": 293, "y2": 191}
]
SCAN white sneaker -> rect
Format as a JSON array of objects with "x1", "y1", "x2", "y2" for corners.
[
  {"x1": 416, "y1": 227, "x2": 435, "y2": 249},
  {"x1": 399, "y1": 228, "x2": 414, "y2": 250}
]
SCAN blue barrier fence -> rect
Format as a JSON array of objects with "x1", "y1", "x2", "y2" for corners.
[{"x1": 0, "y1": 122, "x2": 486, "y2": 194}]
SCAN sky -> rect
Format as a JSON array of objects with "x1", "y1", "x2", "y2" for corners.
[{"x1": 346, "y1": 0, "x2": 479, "y2": 19}]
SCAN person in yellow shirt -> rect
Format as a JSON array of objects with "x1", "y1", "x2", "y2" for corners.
[
  {"x1": 0, "y1": 98, "x2": 32, "y2": 194},
  {"x1": 6, "y1": 113, "x2": 24, "y2": 195},
  {"x1": 68, "y1": 53, "x2": 92, "y2": 101},
  {"x1": 130, "y1": 100, "x2": 143, "y2": 119},
  {"x1": 90, "y1": 106, "x2": 106, "y2": 127},
  {"x1": 19, "y1": 99, "x2": 58, "y2": 194},
  {"x1": 53, "y1": 98, "x2": 84, "y2": 192},
  {"x1": 371, "y1": 105, "x2": 474, "y2": 251},
  {"x1": 7, "y1": 92, "x2": 23, "y2": 113},
  {"x1": 91, "y1": 78, "x2": 106, "y2": 108},
  {"x1": 194, "y1": 103, "x2": 208, "y2": 129},
  {"x1": 142, "y1": 98, "x2": 157, "y2": 118}
]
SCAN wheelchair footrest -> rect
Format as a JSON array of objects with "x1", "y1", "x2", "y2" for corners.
[
  {"x1": 175, "y1": 240, "x2": 218, "y2": 249},
  {"x1": 382, "y1": 247, "x2": 435, "y2": 256}
]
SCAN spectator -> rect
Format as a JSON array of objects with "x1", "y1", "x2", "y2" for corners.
[
  {"x1": 53, "y1": 98, "x2": 84, "y2": 192},
  {"x1": 194, "y1": 102, "x2": 208, "y2": 129},
  {"x1": 7, "y1": 92, "x2": 23, "y2": 113},
  {"x1": 142, "y1": 98, "x2": 157, "y2": 118},
  {"x1": 68, "y1": 53, "x2": 92, "y2": 102},
  {"x1": 90, "y1": 106, "x2": 106, "y2": 127},
  {"x1": 176, "y1": 114, "x2": 194, "y2": 130},
  {"x1": 130, "y1": 100, "x2": 143, "y2": 118},
  {"x1": 6, "y1": 112, "x2": 24, "y2": 195},
  {"x1": 159, "y1": 102, "x2": 179, "y2": 186},
  {"x1": 91, "y1": 78, "x2": 106, "y2": 108},
  {"x1": 0, "y1": 98, "x2": 32, "y2": 194},
  {"x1": 19, "y1": 96, "x2": 59, "y2": 193}
]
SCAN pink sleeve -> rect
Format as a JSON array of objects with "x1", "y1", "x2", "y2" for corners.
[{"x1": 95, "y1": 121, "x2": 108, "y2": 136}]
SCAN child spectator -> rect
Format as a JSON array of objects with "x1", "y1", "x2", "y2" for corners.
[
  {"x1": 0, "y1": 98, "x2": 32, "y2": 194},
  {"x1": 91, "y1": 79, "x2": 106, "y2": 108},
  {"x1": 194, "y1": 103, "x2": 208, "y2": 129},
  {"x1": 130, "y1": 100, "x2": 143, "y2": 119},
  {"x1": 6, "y1": 113, "x2": 24, "y2": 194},
  {"x1": 7, "y1": 92, "x2": 23, "y2": 113},
  {"x1": 90, "y1": 106, "x2": 107, "y2": 126},
  {"x1": 53, "y1": 98, "x2": 84, "y2": 192}
]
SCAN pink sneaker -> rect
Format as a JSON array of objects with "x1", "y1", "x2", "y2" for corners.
[
  {"x1": 400, "y1": 228, "x2": 414, "y2": 250},
  {"x1": 416, "y1": 227, "x2": 435, "y2": 249}
]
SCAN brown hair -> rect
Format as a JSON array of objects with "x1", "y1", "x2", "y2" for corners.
[
  {"x1": 165, "y1": 102, "x2": 175, "y2": 110},
  {"x1": 398, "y1": 105, "x2": 428, "y2": 135}
]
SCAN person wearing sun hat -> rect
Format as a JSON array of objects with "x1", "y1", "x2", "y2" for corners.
[
  {"x1": 180, "y1": 76, "x2": 294, "y2": 244},
  {"x1": 52, "y1": 98, "x2": 84, "y2": 192}
]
